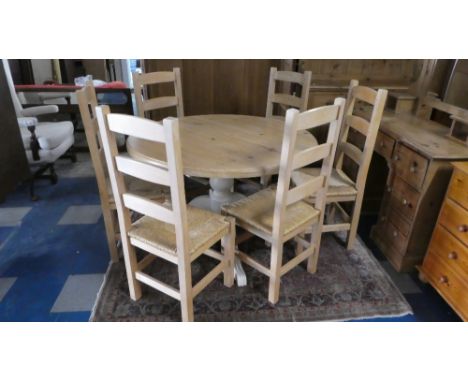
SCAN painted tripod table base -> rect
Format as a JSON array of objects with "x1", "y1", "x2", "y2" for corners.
[{"x1": 189, "y1": 177, "x2": 247, "y2": 287}]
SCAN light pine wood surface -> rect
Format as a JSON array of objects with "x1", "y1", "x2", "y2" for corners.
[
  {"x1": 222, "y1": 99, "x2": 346, "y2": 304},
  {"x1": 96, "y1": 107, "x2": 236, "y2": 322},
  {"x1": 126, "y1": 114, "x2": 318, "y2": 179}
]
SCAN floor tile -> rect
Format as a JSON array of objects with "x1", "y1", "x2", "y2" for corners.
[
  {"x1": 51, "y1": 273, "x2": 105, "y2": 313},
  {"x1": 58, "y1": 205, "x2": 102, "y2": 225},
  {"x1": 55, "y1": 153, "x2": 96, "y2": 178},
  {"x1": 0, "y1": 207, "x2": 32, "y2": 227},
  {"x1": 380, "y1": 261, "x2": 422, "y2": 294},
  {"x1": 0, "y1": 277, "x2": 17, "y2": 302}
]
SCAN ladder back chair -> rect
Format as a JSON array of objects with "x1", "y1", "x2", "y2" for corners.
[
  {"x1": 223, "y1": 98, "x2": 346, "y2": 304},
  {"x1": 291, "y1": 80, "x2": 388, "y2": 250},
  {"x1": 133, "y1": 68, "x2": 184, "y2": 119},
  {"x1": 76, "y1": 84, "x2": 169, "y2": 263},
  {"x1": 95, "y1": 106, "x2": 235, "y2": 322},
  {"x1": 265, "y1": 67, "x2": 312, "y2": 119},
  {"x1": 257, "y1": 67, "x2": 313, "y2": 187}
]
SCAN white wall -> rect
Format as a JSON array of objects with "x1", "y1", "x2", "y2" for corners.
[{"x1": 30, "y1": 59, "x2": 53, "y2": 84}]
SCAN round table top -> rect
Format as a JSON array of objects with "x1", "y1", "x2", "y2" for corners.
[{"x1": 126, "y1": 114, "x2": 318, "y2": 179}]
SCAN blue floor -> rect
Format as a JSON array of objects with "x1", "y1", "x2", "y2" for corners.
[
  {"x1": 0, "y1": 156, "x2": 462, "y2": 322},
  {"x1": 0, "y1": 168, "x2": 110, "y2": 321}
]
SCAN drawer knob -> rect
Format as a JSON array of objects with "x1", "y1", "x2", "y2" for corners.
[
  {"x1": 394, "y1": 155, "x2": 400, "y2": 161},
  {"x1": 387, "y1": 186, "x2": 392, "y2": 192},
  {"x1": 393, "y1": 231, "x2": 398, "y2": 237},
  {"x1": 458, "y1": 224, "x2": 468, "y2": 233},
  {"x1": 381, "y1": 216, "x2": 387, "y2": 222},
  {"x1": 439, "y1": 276, "x2": 449, "y2": 284},
  {"x1": 410, "y1": 162, "x2": 418, "y2": 173},
  {"x1": 448, "y1": 251, "x2": 458, "y2": 260},
  {"x1": 380, "y1": 142, "x2": 385, "y2": 147}
]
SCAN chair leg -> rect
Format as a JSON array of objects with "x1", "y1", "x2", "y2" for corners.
[
  {"x1": 121, "y1": 237, "x2": 142, "y2": 301},
  {"x1": 260, "y1": 175, "x2": 272, "y2": 187},
  {"x1": 102, "y1": 206, "x2": 119, "y2": 263},
  {"x1": 268, "y1": 240, "x2": 284, "y2": 304},
  {"x1": 307, "y1": 224, "x2": 322, "y2": 274},
  {"x1": 178, "y1": 255, "x2": 194, "y2": 322},
  {"x1": 346, "y1": 201, "x2": 361, "y2": 250},
  {"x1": 221, "y1": 218, "x2": 235, "y2": 287}
]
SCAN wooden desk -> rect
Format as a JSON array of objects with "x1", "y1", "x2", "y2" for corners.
[{"x1": 370, "y1": 112, "x2": 468, "y2": 271}]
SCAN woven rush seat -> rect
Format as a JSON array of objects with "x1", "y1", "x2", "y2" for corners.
[
  {"x1": 128, "y1": 205, "x2": 230, "y2": 256},
  {"x1": 291, "y1": 167, "x2": 357, "y2": 198},
  {"x1": 222, "y1": 187, "x2": 319, "y2": 237}
]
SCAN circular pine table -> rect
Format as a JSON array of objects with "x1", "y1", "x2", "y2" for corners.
[{"x1": 126, "y1": 114, "x2": 318, "y2": 212}]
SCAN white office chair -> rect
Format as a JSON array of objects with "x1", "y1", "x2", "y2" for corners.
[{"x1": 2, "y1": 59, "x2": 76, "y2": 200}]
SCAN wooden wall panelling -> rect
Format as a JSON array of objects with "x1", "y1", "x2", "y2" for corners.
[
  {"x1": 0, "y1": 64, "x2": 30, "y2": 202},
  {"x1": 144, "y1": 59, "x2": 283, "y2": 119}
]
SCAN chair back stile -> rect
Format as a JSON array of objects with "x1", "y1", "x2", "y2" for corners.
[
  {"x1": 272, "y1": 98, "x2": 346, "y2": 241},
  {"x1": 76, "y1": 85, "x2": 110, "y2": 205},
  {"x1": 266, "y1": 67, "x2": 312, "y2": 118},
  {"x1": 133, "y1": 68, "x2": 184, "y2": 119}
]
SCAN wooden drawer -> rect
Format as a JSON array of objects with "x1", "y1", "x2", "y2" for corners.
[
  {"x1": 428, "y1": 225, "x2": 468, "y2": 277},
  {"x1": 388, "y1": 208, "x2": 411, "y2": 237},
  {"x1": 422, "y1": 252, "x2": 468, "y2": 320},
  {"x1": 385, "y1": 219, "x2": 409, "y2": 254},
  {"x1": 439, "y1": 199, "x2": 468, "y2": 246},
  {"x1": 393, "y1": 144, "x2": 429, "y2": 190},
  {"x1": 389, "y1": 176, "x2": 421, "y2": 222},
  {"x1": 448, "y1": 167, "x2": 468, "y2": 211},
  {"x1": 375, "y1": 131, "x2": 395, "y2": 161}
]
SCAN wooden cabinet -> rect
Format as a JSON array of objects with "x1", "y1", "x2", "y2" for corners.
[
  {"x1": 419, "y1": 162, "x2": 468, "y2": 321},
  {"x1": 370, "y1": 113, "x2": 468, "y2": 272}
]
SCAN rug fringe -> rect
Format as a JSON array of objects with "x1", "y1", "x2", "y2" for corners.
[{"x1": 89, "y1": 260, "x2": 113, "y2": 322}]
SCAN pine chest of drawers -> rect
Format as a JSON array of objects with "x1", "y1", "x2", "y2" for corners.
[
  {"x1": 370, "y1": 113, "x2": 468, "y2": 272},
  {"x1": 419, "y1": 162, "x2": 468, "y2": 321}
]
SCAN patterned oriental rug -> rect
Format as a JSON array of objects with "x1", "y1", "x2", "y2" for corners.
[{"x1": 91, "y1": 233, "x2": 412, "y2": 322}]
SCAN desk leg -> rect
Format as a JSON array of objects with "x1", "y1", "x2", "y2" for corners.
[{"x1": 189, "y1": 178, "x2": 247, "y2": 286}]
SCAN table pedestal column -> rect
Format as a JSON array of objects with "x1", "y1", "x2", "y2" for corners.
[
  {"x1": 189, "y1": 178, "x2": 247, "y2": 286},
  {"x1": 189, "y1": 178, "x2": 244, "y2": 213}
]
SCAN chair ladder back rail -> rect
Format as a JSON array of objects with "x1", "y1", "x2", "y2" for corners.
[
  {"x1": 143, "y1": 96, "x2": 178, "y2": 112},
  {"x1": 271, "y1": 93, "x2": 303, "y2": 109},
  {"x1": 95, "y1": 105, "x2": 140, "y2": 296},
  {"x1": 266, "y1": 67, "x2": 312, "y2": 118},
  {"x1": 106, "y1": 113, "x2": 166, "y2": 142},
  {"x1": 292, "y1": 143, "x2": 332, "y2": 171},
  {"x1": 352, "y1": 85, "x2": 378, "y2": 105},
  {"x1": 163, "y1": 117, "x2": 193, "y2": 321},
  {"x1": 339, "y1": 141, "x2": 363, "y2": 166},
  {"x1": 287, "y1": 175, "x2": 325, "y2": 206},
  {"x1": 122, "y1": 193, "x2": 174, "y2": 224},
  {"x1": 345, "y1": 114, "x2": 370, "y2": 136},
  {"x1": 133, "y1": 68, "x2": 184, "y2": 118},
  {"x1": 296, "y1": 104, "x2": 341, "y2": 131},
  {"x1": 76, "y1": 86, "x2": 111, "y2": 203},
  {"x1": 115, "y1": 155, "x2": 170, "y2": 186}
]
